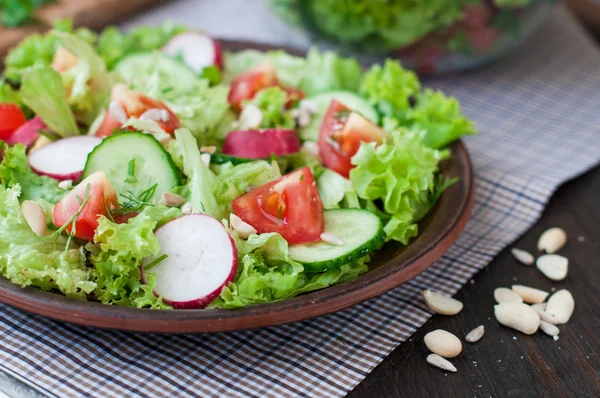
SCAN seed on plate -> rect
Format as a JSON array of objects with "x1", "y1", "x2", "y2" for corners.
[
  {"x1": 465, "y1": 325, "x2": 485, "y2": 343},
  {"x1": 538, "y1": 227, "x2": 567, "y2": 253},
  {"x1": 109, "y1": 101, "x2": 127, "y2": 124},
  {"x1": 511, "y1": 248, "x2": 534, "y2": 265},
  {"x1": 539, "y1": 321, "x2": 560, "y2": 337},
  {"x1": 200, "y1": 145, "x2": 217, "y2": 154},
  {"x1": 230, "y1": 214, "x2": 257, "y2": 239},
  {"x1": 494, "y1": 287, "x2": 523, "y2": 304},
  {"x1": 536, "y1": 254, "x2": 568, "y2": 281},
  {"x1": 320, "y1": 232, "x2": 344, "y2": 246},
  {"x1": 161, "y1": 192, "x2": 186, "y2": 208},
  {"x1": 58, "y1": 180, "x2": 73, "y2": 190},
  {"x1": 200, "y1": 153, "x2": 211, "y2": 166},
  {"x1": 545, "y1": 289, "x2": 575, "y2": 324},
  {"x1": 424, "y1": 329, "x2": 462, "y2": 358},
  {"x1": 511, "y1": 285, "x2": 549, "y2": 304},
  {"x1": 181, "y1": 202, "x2": 192, "y2": 215},
  {"x1": 422, "y1": 289, "x2": 463, "y2": 315},
  {"x1": 21, "y1": 200, "x2": 47, "y2": 236},
  {"x1": 494, "y1": 302, "x2": 540, "y2": 335},
  {"x1": 426, "y1": 354, "x2": 457, "y2": 373}
]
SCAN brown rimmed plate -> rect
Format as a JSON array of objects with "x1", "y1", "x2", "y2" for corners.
[{"x1": 0, "y1": 40, "x2": 475, "y2": 334}]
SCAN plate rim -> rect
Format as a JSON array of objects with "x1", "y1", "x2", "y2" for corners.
[{"x1": 0, "y1": 40, "x2": 476, "y2": 334}]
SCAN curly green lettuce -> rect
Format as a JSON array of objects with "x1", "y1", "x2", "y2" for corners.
[
  {"x1": 0, "y1": 184, "x2": 95, "y2": 299},
  {"x1": 360, "y1": 60, "x2": 476, "y2": 148},
  {"x1": 209, "y1": 232, "x2": 369, "y2": 308},
  {"x1": 92, "y1": 205, "x2": 182, "y2": 308},
  {"x1": 0, "y1": 143, "x2": 65, "y2": 203},
  {"x1": 349, "y1": 128, "x2": 450, "y2": 244}
]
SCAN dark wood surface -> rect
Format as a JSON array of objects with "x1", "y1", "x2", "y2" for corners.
[{"x1": 349, "y1": 165, "x2": 600, "y2": 398}]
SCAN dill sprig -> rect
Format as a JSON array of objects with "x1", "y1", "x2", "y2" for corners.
[{"x1": 115, "y1": 183, "x2": 158, "y2": 215}]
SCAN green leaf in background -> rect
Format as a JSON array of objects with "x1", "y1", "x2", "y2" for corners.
[
  {"x1": 0, "y1": 142, "x2": 66, "y2": 204},
  {"x1": 0, "y1": 0, "x2": 55, "y2": 27},
  {"x1": 20, "y1": 65, "x2": 79, "y2": 137},
  {"x1": 0, "y1": 184, "x2": 95, "y2": 299}
]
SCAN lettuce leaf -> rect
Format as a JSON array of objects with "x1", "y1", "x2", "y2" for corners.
[
  {"x1": 53, "y1": 31, "x2": 114, "y2": 125},
  {"x1": 247, "y1": 87, "x2": 295, "y2": 129},
  {"x1": 360, "y1": 60, "x2": 476, "y2": 148},
  {"x1": 97, "y1": 23, "x2": 186, "y2": 70},
  {"x1": 20, "y1": 65, "x2": 79, "y2": 137},
  {"x1": 0, "y1": 143, "x2": 65, "y2": 203},
  {"x1": 223, "y1": 48, "x2": 362, "y2": 96},
  {"x1": 209, "y1": 232, "x2": 369, "y2": 308},
  {"x1": 0, "y1": 184, "x2": 95, "y2": 299},
  {"x1": 174, "y1": 128, "x2": 223, "y2": 218},
  {"x1": 92, "y1": 205, "x2": 181, "y2": 308},
  {"x1": 317, "y1": 168, "x2": 356, "y2": 209},
  {"x1": 349, "y1": 128, "x2": 450, "y2": 243}
]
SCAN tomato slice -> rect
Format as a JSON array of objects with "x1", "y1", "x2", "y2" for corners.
[
  {"x1": 95, "y1": 86, "x2": 180, "y2": 138},
  {"x1": 231, "y1": 167, "x2": 324, "y2": 244},
  {"x1": 227, "y1": 63, "x2": 280, "y2": 111},
  {"x1": 0, "y1": 103, "x2": 27, "y2": 141},
  {"x1": 318, "y1": 100, "x2": 387, "y2": 178},
  {"x1": 53, "y1": 171, "x2": 118, "y2": 242}
]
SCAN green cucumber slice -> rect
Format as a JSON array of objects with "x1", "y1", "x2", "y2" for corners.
[
  {"x1": 289, "y1": 208, "x2": 385, "y2": 272},
  {"x1": 299, "y1": 90, "x2": 379, "y2": 142},
  {"x1": 209, "y1": 153, "x2": 255, "y2": 166},
  {"x1": 115, "y1": 52, "x2": 198, "y2": 93},
  {"x1": 83, "y1": 132, "x2": 181, "y2": 201}
]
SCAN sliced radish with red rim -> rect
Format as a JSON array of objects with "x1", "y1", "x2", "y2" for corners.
[
  {"x1": 223, "y1": 129, "x2": 301, "y2": 159},
  {"x1": 162, "y1": 31, "x2": 223, "y2": 73},
  {"x1": 141, "y1": 214, "x2": 238, "y2": 309},
  {"x1": 6, "y1": 117, "x2": 46, "y2": 148},
  {"x1": 28, "y1": 136, "x2": 102, "y2": 181}
]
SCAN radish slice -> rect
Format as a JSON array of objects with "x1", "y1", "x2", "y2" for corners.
[
  {"x1": 162, "y1": 31, "x2": 223, "y2": 73},
  {"x1": 223, "y1": 129, "x2": 301, "y2": 159},
  {"x1": 141, "y1": 214, "x2": 237, "y2": 309},
  {"x1": 6, "y1": 117, "x2": 46, "y2": 148},
  {"x1": 28, "y1": 136, "x2": 102, "y2": 181}
]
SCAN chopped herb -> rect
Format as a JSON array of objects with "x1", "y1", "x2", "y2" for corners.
[
  {"x1": 124, "y1": 159, "x2": 138, "y2": 184},
  {"x1": 336, "y1": 335, "x2": 346, "y2": 345},
  {"x1": 335, "y1": 109, "x2": 351, "y2": 120},
  {"x1": 277, "y1": 205, "x2": 283, "y2": 221},
  {"x1": 299, "y1": 174, "x2": 304, "y2": 181},
  {"x1": 116, "y1": 183, "x2": 158, "y2": 215},
  {"x1": 144, "y1": 253, "x2": 169, "y2": 271},
  {"x1": 161, "y1": 86, "x2": 175, "y2": 94}
]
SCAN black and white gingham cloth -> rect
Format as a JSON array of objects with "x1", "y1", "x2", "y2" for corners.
[{"x1": 1, "y1": 5, "x2": 600, "y2": 398}]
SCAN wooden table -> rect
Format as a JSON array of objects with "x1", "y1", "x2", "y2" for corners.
[{"x1": 350, "y1": 165, "x2": 600, "y2": 397}]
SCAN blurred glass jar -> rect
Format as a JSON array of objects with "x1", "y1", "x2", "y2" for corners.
[{"x1": 271, "y1": 0, "x2": 556, "y2": 75}]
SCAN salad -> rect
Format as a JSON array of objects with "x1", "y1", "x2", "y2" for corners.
[{"x1": 0, "y1": 21, "x2": 476, "y2": 310}]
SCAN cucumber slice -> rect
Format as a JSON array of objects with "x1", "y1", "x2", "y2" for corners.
[
  {"x1": 289, "y1": 208, "x2": 385, "y2": 272},
  {"x1": 299, "y1": 91, "x2": 379, "y2": 142},
  {"x1": 83, "y1": 132, "x2": 181, "y2": 201},
  {"x1": 115, "y1": 52, "x2": 198, "y2": 93}
]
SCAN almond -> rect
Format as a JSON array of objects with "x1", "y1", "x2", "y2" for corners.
[
  {"x1": 426, "y1": 354, "x2": 457, "y2": 373},
  {"x1": 545, "y1": 289, "x2": 575, "y2": 324},
  {"x1": 538, "y1": 227, "x2": 567, "y2": 253},
  {"x1": 465, "y1": 325, "x2": 485, "y2": 343},
  {"x1": 422, "y1": 289, "x2": 463, "y2": 315},
  {"x1": 511, "y1": 248, "x2": 534, "y2": 265},
  {"x1": 494, "y1": 287, "x2": 523, "y2": 304},
  {"x1": 230, "y1": 214, "x2": 257, "y2": 239},
  {"x1": 424, "y1": 329, "x2": 462, "y2": 358},
  {"x1": 494, "y1": 302, "x2": 540, "y2": 335},
  {"x1": 161, "y1": 192, "x2": 186, "y2": 208},
  {"x1": 21, "y1": 200, "x2": 47, "y2": 236},
  {"x1": 511, "y1": 285, "x2": 549, "y2": 304},
  {"x1": 536, "y1": 254, "x2": 568, "y2": 281},
  {"x1": 539, "y1": 321, "x2": 560, "y2": 337}
]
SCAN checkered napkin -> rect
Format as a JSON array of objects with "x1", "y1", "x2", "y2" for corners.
[{"x1": 1, "y1": 5, "x2": 600, "y2": 398}]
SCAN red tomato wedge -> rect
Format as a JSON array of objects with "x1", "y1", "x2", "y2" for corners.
[
  {"x1": 53, "y1": 171, "x2": 118, "y2": 242},
  {"x1": 231, "y1": 167, "x2": 324, "y2": 244},
  {"x1": 318, "y1": 100, "x2": 387, "y2": 178},
  {"x1": 0, "y1": 103, "x2": 27, "y2": 141},
  {"x1": 227, "y1": 63, "x2": 279, "y2": 111},
  {"x1": 222, "y1": 129, "x2": 301, "y2": 159},
  {"x1": 95, "y1": 85, "x2": 180, "y2": 138}
]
